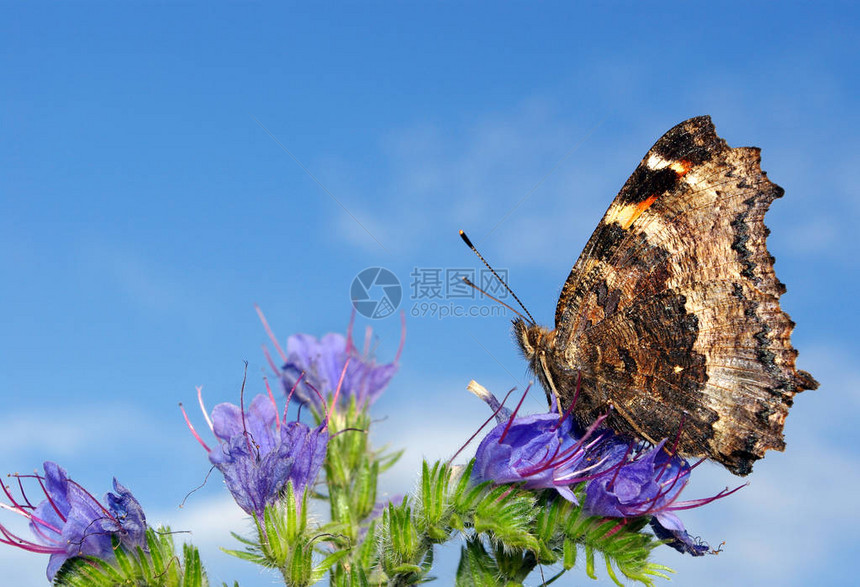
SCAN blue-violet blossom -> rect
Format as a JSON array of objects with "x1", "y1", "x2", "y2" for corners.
[
  {"x1": 258, "y1": 308, "x2": 404, "y2": 413},
  {"x1": 183, "y1": 379, "x2": 330, "y2": 518},
  {"x1": 468, "y1": 382, "x2": 741, "y2": 556},
  {"x1": 584, "y1": 439, "x2": 740, "y2": 556},
  {"x1": 0, "y1": 461, "x2": 147, "y2": 580},
  {"x1": 469, "y1": 382, "x2": 608, "y2": 503}
]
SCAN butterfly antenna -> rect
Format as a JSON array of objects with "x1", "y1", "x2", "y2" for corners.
[
  {"x1": 459, "y1": 230, "x2": 536, "y2": 324},
  {"x1": 460, "y1": 276, "x2": 528, "y2": 322}
]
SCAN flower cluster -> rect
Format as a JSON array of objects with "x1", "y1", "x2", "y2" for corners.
[
  {"x1": 0, "y1": 461, "x2": 147, "y2": 580},
  {"x1": 183, "y1": 380, "x2": 331, "y2": 518},
  {"x1": 1, "y1": 309, "x2": 752, "y2": 585},
  {"x1": 183, "y1": 313, "x2": 404, "y2": 519},
  {"x1": 469, "y1": 382, "x2": 740, "y2": 556},
  {"x1": 258, "y1": 307, "x2": 404, "y2": 414},
  {"x1": 469, "y1": 383, "x2": 609, "y2": 503},
  {"x1": 585, "y1": 437, "x2": 719, "y2": 555}
]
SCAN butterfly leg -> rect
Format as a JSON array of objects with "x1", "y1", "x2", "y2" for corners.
[
  {"x1": 539, "y1": 352, "x2": 565, "y2": 416},
  {"x1": 607, "y1": 398, "x2": 658, "y2": 445}
]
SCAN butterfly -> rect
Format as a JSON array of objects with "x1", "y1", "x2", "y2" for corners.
[{"x1": 512, "y1": 116, "x2": 817, "y2": 476}]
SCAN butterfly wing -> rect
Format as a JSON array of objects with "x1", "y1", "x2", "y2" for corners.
[{"x1": 552, "y1": 116, "x2": 817, "y2": 475}]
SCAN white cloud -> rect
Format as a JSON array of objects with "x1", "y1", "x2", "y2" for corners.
[
  {"x1": 324, "y1": 101, "x2": 608, "y2": 266},
  {"x1": 76, "y1": 240, "x2": 215, "y2": 316},
  {"x1": 149, "y1": 493, "x2": 279, "y2": 586},
  {"x1": 153, "y1": 493, "x2": 249, "y2": 543},
  {"x1": 665, "y1": 438, "x2": 859, "y2": 587},
  {"x1": 319, "y1": 68, "x2": 859, "y2": 280},
  {"x1": 0, "y1": 403, "x2": 147, "y2": 460},
  {"x1": 0, "y1": 548, "x2": 46, "y2": 587}
]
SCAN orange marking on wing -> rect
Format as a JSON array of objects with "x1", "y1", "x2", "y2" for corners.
[
  {"x1": 620, "y1": 194, "x2": 659, "y2": 229},
  {"x1": 671, "y1": 159, "x2": 692, "y2": 176}
]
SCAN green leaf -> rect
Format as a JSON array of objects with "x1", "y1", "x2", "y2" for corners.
[
  {"x1": 472, "y1": 486, "x2": 539, "y2": 551},
  {"x1": 492, "y1": 541, "x2": 537, "y2": 583},
  {"x1": 221, "y1": 548, "x2": 268, "y2": 565},
  {"x1": 310, "y1": 549, "x2": 351, "y2": 583},
  {"x1": 585, "y1": 544, "x2": 597, "y2": 580},
  {"x1": 454, "y1": 539, "x2": 502, "y2": 587},
  {"x1": 53, "y1": 526, "x2": 214, "y2": 587},
  {"x1": 561, "y1": 537, "x2": 577, "y2": 569},
  {"x1": 376, "y1": 448, "x2": 405, "y2": 473}
]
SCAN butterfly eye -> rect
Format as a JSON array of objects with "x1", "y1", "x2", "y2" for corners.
[{"x1": 512, "y1": 318, "x2": 536, "y2": 358}]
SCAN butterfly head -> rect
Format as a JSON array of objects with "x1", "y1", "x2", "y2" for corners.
[
  {"x1": 513, "y1": 318, "x2": 563, "y2": 408},
  {"x1": 512, "y1": 318, "x2": 557, "y2": 372},
  {"x1": 513, "y1": 318, "x2": 542, "y2": 360}
]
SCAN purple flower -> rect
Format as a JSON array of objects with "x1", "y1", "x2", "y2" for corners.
[
  {"x1": 0, "y1": 461, "x2": 147, "y2": 580},
  {"x1": 584, "y1": 441, "x2": 681, "y2": 520},
  {"x1": 584, "y1": 440, "x2": 740, "y2": 556},
  {"x1": 257, "y1": 308, "x2": 404, "y2": 413},
  {"x1": 469, "y1": 383, "x2": 607, "y2": 502},
  {"x1": 183, "y1": 383, "x2": 329, "y2": 518},
  {"x1": 467, "y1": 382, "x2": 742, "y2": 556}
]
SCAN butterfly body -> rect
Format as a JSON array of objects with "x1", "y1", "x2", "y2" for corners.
[{"x1": 515, "y1": 116, "x2": 818, "y2": 476}]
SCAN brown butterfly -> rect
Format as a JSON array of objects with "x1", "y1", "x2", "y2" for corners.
[{"x1": 511, "y1": 116, "x2": 817, "y2": 476}]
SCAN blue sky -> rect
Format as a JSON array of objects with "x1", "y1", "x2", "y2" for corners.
[{"x1": 2, "y1": 2, "x2": 858, "y2": 585}]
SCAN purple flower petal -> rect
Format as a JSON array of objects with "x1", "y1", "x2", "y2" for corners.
[
  {"x1": 204, "y1": 393, "x2": 329, "y2": 517},
  {"x1": 471, "y1": 390, "x2": 599, "y2": 501},
  {"x1": 105, "y1": 480, "x2": 147, "y2": 548},
  {"x1": 650, "y1": 515, "x2": 709, "y2": 556},
  {"x1": 279, "y1": 325, "x2": 400, "y2": 412},
  {"x1": 7, "y1": 462, "x2": 148, "y2": 580},
  {"x1": 467, "y1": 384, "x2": 726, "y2": 557}
]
